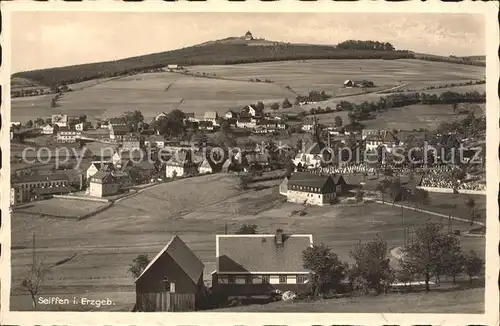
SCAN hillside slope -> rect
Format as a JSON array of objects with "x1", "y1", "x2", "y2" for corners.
[{"x1": 13, "y1": 42, "x2": 412, "y2": 87}]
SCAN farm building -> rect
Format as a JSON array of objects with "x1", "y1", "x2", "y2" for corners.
[
  {"x1": 211, "y1": 229, "x2": 313, "y2": 297},
  {"x1": 135, "y1": 235, "x2": 205, "y2": 312},
  {"x1": 88, "y1": 171, "x2": 119, "y2": 197},
  {"x1": 284, "y1": 172, "x2": 346, "y2": 206},
  {"x1": 343, "y1": 80, "x2": 355, "y2": 88},
  {"x1": 165, "y1": 151, "x2": 198, "y2": 178}
]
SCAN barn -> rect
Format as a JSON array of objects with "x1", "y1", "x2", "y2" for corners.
[{"x1": 135, "y1": 235, "x2": 205, "y2": 311}]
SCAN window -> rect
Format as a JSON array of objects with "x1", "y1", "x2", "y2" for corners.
[
  {"x1": 262, "y1": 275, "x2": 270, "y2": 284},
  {"x1": 245, "y1": 275, "x2": 253, "y2": 284},
  {"x1": 279, "y1": 275, "x2": 287, "y2": 284},
  {"x1": 297, "y1": 275, "x2": 306, "y2": 284},
  {"x1": 228, "y1": 275, "x2": 236, "y2": 284}
]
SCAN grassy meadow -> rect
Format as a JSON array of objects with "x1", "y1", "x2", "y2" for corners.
[
  {"x1": 10, "y1": 174, "x2": 485, "y2": 312},
  {"x1": 11, "y1": 59, "x2": 485, "y2": 123}
]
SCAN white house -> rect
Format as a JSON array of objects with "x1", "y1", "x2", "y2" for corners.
[
  {"x1": 88, "y1": 171, "x2": 120, "y2": 197},
  {"x1": 284, "y1": 172, "x2": 345, "y2": 206},
  {"x1": 51, "y1": 114, "x2": 68, "y2": 127},
  {"x1": 42, "y1": 124, "x2": 54, "y2": 135},
  {"x1": 165, "y1": 151, "x2": 197, "y2": 178},
  {"x1": 198, "y1": 158, "x2": 213, "y2": 174},
  {"x1": 75, "y1": 123, "x2": 84, "y2": 131},
  {"x1": 204, "y1": 111, "x2": 219, "y2": 126},
  {"x1": 236, "y1": 117, "x2": 257, "y2": 129},
  {"x1": 301, "y1": 124, "x2": 314, "y2": 132},
  {"x1": 86, "y1": 162, "x2": 115, "y2": 180}
]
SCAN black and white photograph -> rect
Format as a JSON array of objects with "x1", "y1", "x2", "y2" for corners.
[{"x1": 1, "y1": 2, "x2": 498, "y2": 325}]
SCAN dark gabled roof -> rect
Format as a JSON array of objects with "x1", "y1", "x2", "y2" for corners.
[
  {"x1": 216, "y1": 234, "x2": 313, "y2": 273},
  {"x1": 166, "y1": 151, "x2": 193, "y2": 166},
  {"x1": 109, "y1": 118, "x2": 127, "y2": 125},
  {"x1": 111, "y1": 125, "x2": 130, "y2": 134},
  {"x1": 91, "y1": 162, "x2": 114, "y2": 171},
  {"x1": 136, "y1": 235, "x2": 204, "y2": 284},
  {"x1": 288, "y1": 172, "x2": 332, "y2": 188},
  {"x1": 91, "y1": 171, "x2": 116, "y2": 183},
  {"x1": 135, "y1": 160, "x2": 157, "y2": 171}
]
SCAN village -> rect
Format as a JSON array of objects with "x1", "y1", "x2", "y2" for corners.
[{"x1": 9, "y1": 88, "x2": 487, "y2": 312}]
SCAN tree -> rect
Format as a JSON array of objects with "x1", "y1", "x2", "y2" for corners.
[
  {"x1": 465, "y1": 197, "x2": 476, "y2": 225},
  {"x1": 171, "y1": 170, "x2": 178, "y2": 180},
  {"x1": 355, "y1": 188, "x2": 364, "y2": 203},
  {"x1": 271, "y1": 102, "x2": 280, "y2": 111},
  {"x1": 128, "y1": 254, "x2": 151, "y2": 278},
  {"x1": 220, "y1": 120, "x2": 231, "y2": 134},
  {"x1": 34, "y1": 118, "x2": 45, "y2": 127},
  {"x1": 238, "y1": 175, "x2": 251, "y2": 190},
  {"x1": 122, "y1": 110, "x2": 145, "y2": 132},
  {"x1": 334, "y1": 116, "x2": 343, "y2": 127},
  {"x1": 282, "y1": 98, "x2": 292, "y2": 109},
  {"x1": 22, "y1": 234, "x2": 51, "y2": 308},
  {"x1": 376, "y1": 180, "x2": 390, "y2": 203},
  {"x1": 463, "y1": 250, "x2": 483, "y2": 284},
  {"x1": 401, "y1": 221, "x2": 459, "y2": 292},
  {"x1": 256, "y1": 101, "x2": 265, "y2": 112},
  {"x1": 411, "y1": 188, "x2": 430, "y2": 209},
  {"x1": 452, "y1": 103, "x2": 458, "y2": 113},
  {"x1": 443, "y1": 243, "x2": 465, "y2": 284},
  {"x1": 79, "y1": 114, "x2": 87, "y2": 123},
  {"x1": 302, "y1": 244, "x2": 347, "y2": 295},
  {"x1": 235, "y1": 224, "x2": 257, "y2": 234},
  {"x1": 348, "y1": 236, "x2": 394, "y2": 294},
  {"x1": 25, "y1": 120, "x2": 33, "y2": 128}
]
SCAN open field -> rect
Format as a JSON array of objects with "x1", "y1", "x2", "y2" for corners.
[
  {"x1": 188, "y1": 59, "x2": 484, "y2": 95},
  {"x1": 12, "y1": 59, "x2": 484, "y2": 123},
  {"x1": 14, "y1": 198, "x2": 108, "y2": 219},
  {"x1": 10, "y1": 173, "x2": 485, "y2": 311}
]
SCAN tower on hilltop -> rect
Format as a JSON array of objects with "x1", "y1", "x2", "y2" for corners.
[{"x1": 244, "y1": 31, "x2": 254, "y2": 41}]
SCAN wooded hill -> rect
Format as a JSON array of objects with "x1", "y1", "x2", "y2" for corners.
[{"x1": 12, "y1": 39, "x2": 484, "y2": 87}]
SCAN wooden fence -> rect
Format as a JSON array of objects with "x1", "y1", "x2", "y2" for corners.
[{"x1": 136, "y1": 292, "x2": 196, "y2": 312}]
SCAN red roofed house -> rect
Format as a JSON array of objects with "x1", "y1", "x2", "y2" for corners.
[
  {"x1": 211, "y1": 229, "x2": 313, "y2": 297},
  {"x1": 135, "y1": 235, "x2": 205, "y2": 311}
]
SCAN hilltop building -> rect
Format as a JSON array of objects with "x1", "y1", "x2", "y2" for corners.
[{"x1": 244, "y1": 31, "x2": 254, "y2": 41}]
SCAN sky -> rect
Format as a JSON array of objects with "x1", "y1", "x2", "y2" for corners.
[{"x1": 11, "y1": 12, "x2": 485, "y2": 73}]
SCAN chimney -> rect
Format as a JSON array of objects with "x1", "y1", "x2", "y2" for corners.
[{"x1": 275, "y1": 229, "x2": 284, "y2": 245}]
